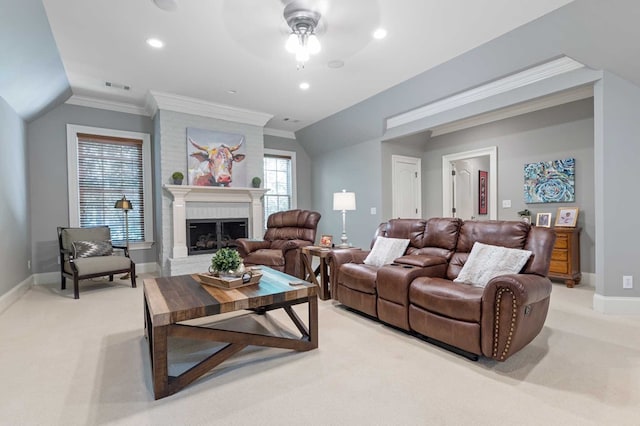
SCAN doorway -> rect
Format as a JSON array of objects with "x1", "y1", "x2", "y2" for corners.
[{"x1": 442, "y1": 147, "x2": 497, "y2": 220}]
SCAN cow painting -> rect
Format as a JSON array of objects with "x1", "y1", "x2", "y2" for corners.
[{"x1": 188, "y1": 137, "x2": 246, "y2": 186}]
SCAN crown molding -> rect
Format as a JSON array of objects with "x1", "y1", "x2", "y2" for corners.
[
  {"x1": 430, "y1": 84, "x2": 594, "y2": 137},
  {"x1": 65, "y1": 95, "x2": 149, "y2": 116},
  {"x1": 147, "y1": 91, "x2": 273, "y2": 127},
  {"x1": 264, "y1": 127, "x2": 296, "y2": 139},
  {"x1": 386, "y1": 56, "x2": 586, "y2": 130}
]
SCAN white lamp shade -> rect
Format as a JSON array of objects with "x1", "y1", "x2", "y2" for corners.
[{"x1": 333, "y1": 191, "x2": 356, "y2": 211}]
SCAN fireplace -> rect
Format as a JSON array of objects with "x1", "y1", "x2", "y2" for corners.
[{"x1": 187, "y1": 218, "x2": 248, "y2": 255}]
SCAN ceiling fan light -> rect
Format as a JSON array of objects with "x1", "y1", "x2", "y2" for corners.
[
  {"x1": 296, "y1": 48, "x2": 310, "y2": 63},
  {"x1": 307, "y1": 34, "x2": 321, "y2": 54},
  {"x1": 285, "y1": 33, "x2": 299, "y2": 53}
]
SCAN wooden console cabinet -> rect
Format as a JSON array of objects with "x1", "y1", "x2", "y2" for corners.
[{"x1": 548, "y1": 227, "x2": 581, "y2": 288}]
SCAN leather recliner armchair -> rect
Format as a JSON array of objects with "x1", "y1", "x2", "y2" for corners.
[{"x1": 235, "y1": 209, "x2": 321, "y2": 278}]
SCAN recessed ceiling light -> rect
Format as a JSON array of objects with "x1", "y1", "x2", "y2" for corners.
[
  {"x1": 146, "y1": 38, "x2": 164, "y2": 48},
  {"x1": 328, "y1": 60, "x2": 345, "y2": 69},
  {"x1": 227, "y1": 89, "x2": 237, "y2": 94},
  {"x1": 299, "y1": 82, "x2": 310, "y2": 90},
  {"x1": 373, "y1": 28, "x2": 387, "y2": 40}
]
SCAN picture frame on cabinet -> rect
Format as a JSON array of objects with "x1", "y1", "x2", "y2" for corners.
[
  {"x1": 536, "y1": 212, "x2": 552, "y2": 227},
  {"x1": 555, "y1": 207, "x2": 579, "y2": 227}
]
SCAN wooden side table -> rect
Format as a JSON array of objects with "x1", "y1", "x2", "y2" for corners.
[
  {"x1": 300, "y1": 246, "x2": 333, "y2": 300},
  {"x1": 549, "y1": 227, "x2": 582, "y2": 287}
]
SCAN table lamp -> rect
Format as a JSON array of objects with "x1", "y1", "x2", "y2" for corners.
[{"x1": 333, "y1": 190, "x2": 356, "y2": 248}]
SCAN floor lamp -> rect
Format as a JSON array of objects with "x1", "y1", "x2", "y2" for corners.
[
  {"x1": 114, "y1": 195, "x2": 133, "y2": 280},
  {"x1": 333, "y1": 190, "x2": 356, "y2": 248}
]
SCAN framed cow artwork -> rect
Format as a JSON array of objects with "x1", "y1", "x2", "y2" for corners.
[{"x1": 186, "y1": 127, "x2": 248, "y2": 187}]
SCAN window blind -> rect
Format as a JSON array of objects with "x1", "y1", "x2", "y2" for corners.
[{"x1": 77, "y1": 133, "x2": 145, "y2": 243}]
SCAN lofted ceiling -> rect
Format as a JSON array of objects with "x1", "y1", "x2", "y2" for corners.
[{"x1": 35, "y1": 0, "x2": 575, "y2": 132}]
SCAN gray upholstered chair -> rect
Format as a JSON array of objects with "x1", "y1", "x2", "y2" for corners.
[{"x1": 57, "y1": 226, "x2": 136, "y2": 299}]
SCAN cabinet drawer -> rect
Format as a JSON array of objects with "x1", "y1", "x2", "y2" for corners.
[
  {"x1": 550, "y1": 260, "x2": 568, "y2": 274},
  {"x1": 551, "y1": 250, "x2": 568, "y2": 261},
  {"x1": 554, "y1": 235, "x2": 568, "y2": 249}
]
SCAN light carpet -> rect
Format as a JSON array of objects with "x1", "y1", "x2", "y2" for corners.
[{"x1": 0, "y1": 276, "x2": 638, "y2": 425}]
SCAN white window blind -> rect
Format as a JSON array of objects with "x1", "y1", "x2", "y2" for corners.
[
  {"x1": 263, "y1": 154, "x2": 292, "y2": 225},
  {"x1": 77, "y1": 133, "x2": 145, "y2": 243}
]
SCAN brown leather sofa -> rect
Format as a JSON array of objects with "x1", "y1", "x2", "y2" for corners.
[
  {"x1": 235, "y1": 209, "x2": 321, "y2": 278},
  {"x1": 327, "y1": 218, "x2": 556, "y2": 361}
]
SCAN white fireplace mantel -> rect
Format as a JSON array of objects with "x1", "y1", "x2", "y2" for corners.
[{"x1": 164, "y1": 185, "x2": 268, "y2": 258}]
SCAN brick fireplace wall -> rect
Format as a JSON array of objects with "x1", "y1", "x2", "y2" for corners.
[{"x1": 154, "y1": 108, "x2": 266, "y2": 276}]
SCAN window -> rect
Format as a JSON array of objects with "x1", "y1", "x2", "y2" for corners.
[
  {"x1": 263, "y1": 149, "x2": 296, "y2": 226},
  {"x1": 67, "y1": 125, "x2": 153, "y2": 249}
]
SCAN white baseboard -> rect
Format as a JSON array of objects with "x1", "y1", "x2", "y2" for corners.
[
  {"x1": 0, "y1": 276, "x2": 33, "y2": 314},
  {"x1": 593, "y1": 293, "x2": 640, "y2": 314},
  {"x1": 581, "y1": 272, "x2": 595, "y2": 288},
  {"x1": 136, "y1": 262, "x2": 159, "y2": 274}
]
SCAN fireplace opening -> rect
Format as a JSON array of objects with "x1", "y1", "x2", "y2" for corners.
[{"x1": 187, "y1": 218, "x2": 248, "y2": 255}]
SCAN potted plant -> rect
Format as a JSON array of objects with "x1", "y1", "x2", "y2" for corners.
[
  {"x1": 210, "y1": 248, "x2": 243, "y2": 277},
  {"x1": 171, "y1": 171, "x2": 184, "y2": 185},
  {"x1": 251, "y1": 176, "x2": 262, "y2": 188}
]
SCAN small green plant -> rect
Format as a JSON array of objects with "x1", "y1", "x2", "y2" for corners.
[
  {"x1": 251, "y1": 176, "x2": 262, "y2": 188},
  {"x1": 211, "y1": 248, "x2": 241, "y2": 273},
  {"x1": 172, "y1": 171, "x2": 184, "y2": 180},
  {"x1": 517, "y1": 209, "x2": 531, "y2": 217}
]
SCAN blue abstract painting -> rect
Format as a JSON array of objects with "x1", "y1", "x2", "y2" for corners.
[{"x1": 524, "y1": 158, "x2": 575, "y2": 203}]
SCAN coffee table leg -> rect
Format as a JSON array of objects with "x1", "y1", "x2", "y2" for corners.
[
  {"x1": 151, "y1": 324, "x2": 170, "y2": 399},
  {"x1": 309, "y1": 294, "x2": 318, "y2": 348}
]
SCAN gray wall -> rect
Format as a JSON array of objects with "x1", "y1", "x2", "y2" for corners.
[
  {"x1": 263, "y1": 134, "x2": 312, "y2": 210},
  {"x1": 421, "y1": 98, "x2": 595, "y2": 273},
  {"x1": 27, "y1": 103, "x2": 155, "y2": 273},
  {"x1": 595, "y1": 72, "x2": 640, "y2": 298},
  {"x1": 312, "y1": 139, "x2": 382, "y2": 249},
  {"x1": 0, "y1": 96, "x2": 30, "y2": 297}
]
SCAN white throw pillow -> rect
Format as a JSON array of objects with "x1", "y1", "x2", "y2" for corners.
[
  {"x1": 363, "y1": 236, "x2": 410, "y2": 267},
  {"x1": 453, "y1": 242, "x2": 532, "y2": 288}
]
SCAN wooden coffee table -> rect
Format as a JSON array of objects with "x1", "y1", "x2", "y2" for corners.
[{"x1": 143, "y1": 266, "x2": 318, "y2": 399}]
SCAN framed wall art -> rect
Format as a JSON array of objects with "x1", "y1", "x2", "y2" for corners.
[
  {"x1": 478, "y1": 170, "x2": 488, "y2": 215},
  {"x1": 187, "y1": 127, "x2": 247, "y2": 187},
  {"x1": 555, "y1": 207, "x2": 579, "y2": 227},
  {"x1": 524, "y1": 158, "x2": 575, "y2": 203}
]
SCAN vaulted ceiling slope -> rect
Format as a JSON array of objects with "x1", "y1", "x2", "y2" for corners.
[
  {"x1": 1, "y1": 0, "x2": 575, "y2": 127},
  {"x1": 296, "y1": 0, "x2": 640, "y2": 155},
  {"x1": 0, "y1": 0, "x2": 70, "y2": 121}
]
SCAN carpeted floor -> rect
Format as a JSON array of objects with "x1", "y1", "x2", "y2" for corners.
[{"x1": 0, "y1": 276, "x2": 638, "y2": 425}]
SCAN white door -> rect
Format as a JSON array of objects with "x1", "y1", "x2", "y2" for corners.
[
  {"x1": 453, "y1": 161, "x2": 474, "y2": 220},
  {"x1": 392, "y1": 155, "x2": 421, "y2": 218},
  {"x1": 442, "y1": 147, "x2": 497, "y2": 220}
]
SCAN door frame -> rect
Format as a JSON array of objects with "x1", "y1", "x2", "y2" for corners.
[{"x1": 442, "y1": 146, "x2": 497, "y2": 220}]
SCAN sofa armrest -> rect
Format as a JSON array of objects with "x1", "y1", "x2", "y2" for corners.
[
  {"x1": 235, "y1": 239, "x2": 271, "y2": 257},
  {"x1": 280, "y1": 239, "x2": 313, "y2": 253},
  {"x1": 481, "y1": 273, "x2": 552, "y2": 361},
  {"x1": 326, "y1": 249, "x2": 369, "y2": 297}
]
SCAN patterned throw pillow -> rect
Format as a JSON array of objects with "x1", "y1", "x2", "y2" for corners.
[
  {"x1": 453, "y1": 242, "x2": 532, "y2": 287},
  {"x1": 363, "y1": 236, "x2": 410, "y2": 267},
  {"x1": 72, "y1": 240, "x2": 113, "y2": 258}
]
